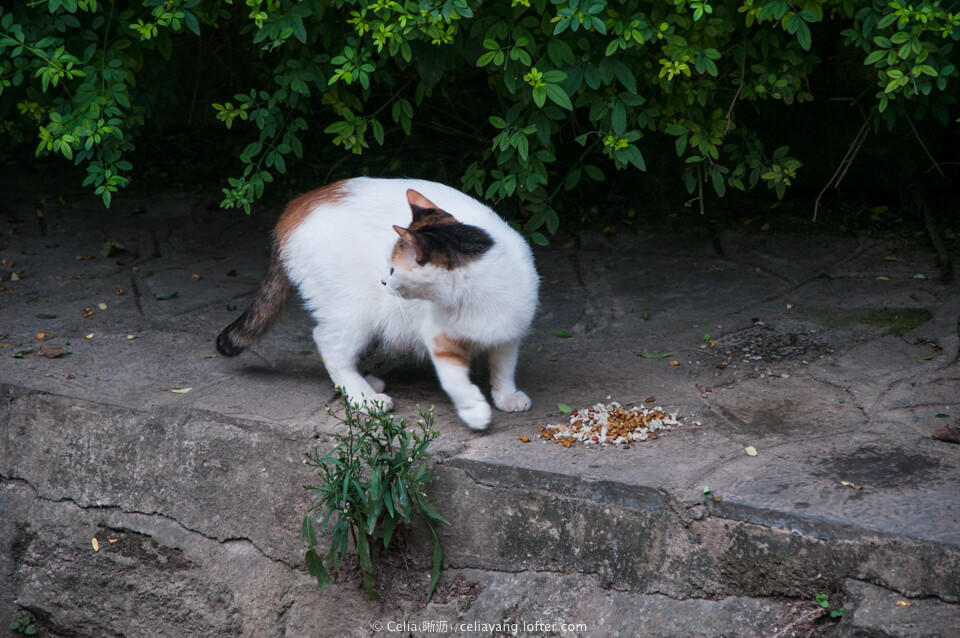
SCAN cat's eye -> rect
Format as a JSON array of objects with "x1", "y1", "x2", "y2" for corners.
[{"x1": 389, "y1": 267, "x2": 394, "y2": 275}]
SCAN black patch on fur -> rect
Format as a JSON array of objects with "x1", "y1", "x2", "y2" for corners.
[{"x1": 418, "y1": 223, "x2": 493, "y2": 268}]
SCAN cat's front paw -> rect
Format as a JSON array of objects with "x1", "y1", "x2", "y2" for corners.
[
  {"x1": 494, "y1": 390, "x2": 532, "y2": 413},
  {"x1": 457, "y1": 400, "x2": 492, "y2": 431},
  {"x1": 356, "y1": 393, "x2": 394, "y2": 413},
  {"x1": 364, "y1": 374, "x2": 386, "y2": 394}
]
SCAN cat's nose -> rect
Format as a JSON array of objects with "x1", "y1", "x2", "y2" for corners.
[{"x1": 380, "y1": 278, "x2": 387, "y2": 286}]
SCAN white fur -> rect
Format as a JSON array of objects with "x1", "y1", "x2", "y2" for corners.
[{"x1": 282, "y1": 177, "x2": 539, "y2": 430}]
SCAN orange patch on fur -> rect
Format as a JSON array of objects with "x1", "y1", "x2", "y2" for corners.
[
  {"x1": 275, "y1": 180, "x2": 349, "y2": 246},
  {"x1": 433, "y1": 334, "x2": 470, "y2": 367},
  {"x1": 390, "y1": 239, "x2": 414, "y2": 271}
]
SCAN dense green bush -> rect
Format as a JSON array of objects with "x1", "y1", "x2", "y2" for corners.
[{"x1": 1, "y1": 1, "x2": 957, "y2": 238}]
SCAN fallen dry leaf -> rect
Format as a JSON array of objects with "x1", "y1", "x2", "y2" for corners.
[
  {"x1": 35, "y1": 332, "x2": 52, "y2": 339},
  {"x1": 518, "y1": 435, "x2": 530, "y2": 443},
  {"x1": 92, "y1": 538, "x2": 100, "y2": 552},
  {"x1": 10, "y1": 272, "x2": 20, "y2": 281},
  {"x1": 171, "y1": 387, "x2": 192, "y2": 394},
  {"x1": 895, "y1": 601, "x2": 911, "y2": 607},
  {"x1": 668, "y1": 360, "x2": 680, "y2": 366},
  {"x1": 840, "y1": 480, "x2": 863, "y2": 490},
  {"x1": 116, "y1": 288, "x2": 125, "y2": 295},
  {"x1": 192, "y1": 273, "x2": 201, "y2": 279},
  {"x1": 85, "y1": 333, "x2": 94, "y2": 339},
  {"x1": 36, "y1": 346, "x2": 63, "y2": 359},
  {"x1": 98, "y1": 302, "x2": 107, "y2": 310},
  {"x1": 83, "y1": 308, "x2": 94, "y2": 317},
  {"x1": 744, "y1": 446, "x2": 758, "y2": 457},
  {"x1": 931, "y1": 422, "x2": 960, "y2": 444}
]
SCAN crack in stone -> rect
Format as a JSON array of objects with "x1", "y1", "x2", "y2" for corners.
[{"x1": 1, "y1": 474, "x2": 299, "y2": 571}]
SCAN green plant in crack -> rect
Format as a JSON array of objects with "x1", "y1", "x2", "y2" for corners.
[
  {"x1": 815, "y1": 592, "x2": 845, "y2": 619},
  {"x1": 8, "y1": 615, "x2": 37, "y2": 635},
  {"x1": 302, "y1": 397, "x2": 447, "y2": 601}
]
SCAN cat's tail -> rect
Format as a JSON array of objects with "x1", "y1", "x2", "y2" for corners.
[{"x1": 216, "y1": 246, "x2": 293, "y2": 357}]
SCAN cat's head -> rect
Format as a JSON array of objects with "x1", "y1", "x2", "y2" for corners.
[{"x1": 382, "y1": 189, "x2": 493, "y2": 303}]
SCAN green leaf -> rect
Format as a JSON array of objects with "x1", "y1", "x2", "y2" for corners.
[
  {"x1": 640, "y1": 352, "x2": 672, "y2": 359},
  {"x1": 555, "y1": 331, "x2": 572, "y2": 338},
  {"x1": 532, "y1": 85, "x2": 547, "y2": 108},
  {"x1": 305, "y1": 548, "x2": 331, "y2": 587},
  {"x1": 419, "y1": 498, "x2": 448, "y2": 525},
  {"x1": 558, "y1": 403, "x2": 573, "y2": 413},
  {"x1": 917, "y1": 354, "x2": 940, "y2": 360},
  {"x1": 864, "y1": 49, "x2": 887, "y2": 65},
  {"x1": 544, "y1": 83, "x2": 572, "y2": 110},
  {"x1": 427, "y1": 525, "x2": 442, "y2": 600},
  {"x1": 584, "y1": 165, "x2": 605, "y2": 181},
  {"x1": 382, "y1": 511, "x2": 399, "y2": 548},
  {"x1": 301, "y1": 515, "x2": 317, "y2": 545},
  {"x1": 795, "y1": 20, "x2": 811, "y2": 51},
  {"x1": 611, "y1": 102, "x2": 627, "y2": 135}
]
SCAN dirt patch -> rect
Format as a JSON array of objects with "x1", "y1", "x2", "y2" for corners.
[
  {"x1": 796, "y1": 307, "x2": 932, "y2": 337},
  {"x1": 815, "y1": 446, "x2": 946, "y2": 488},
  {"x1": 715, "y1": 320, "x2": 835, "y2": 363},
  {"x1": 324, "y1": 545, "x2": 484, "y2": 614},
  {"x1": 96, "y1": 526, "x2": 197, "y2": 571}
]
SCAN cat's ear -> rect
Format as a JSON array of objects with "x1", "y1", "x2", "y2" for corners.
[
  {"x1": 393, "y1": 225, "x2": 430, "y2": 264},
  {"x1": 406, "y1": 189, "x2": 441, "y2": 223}
]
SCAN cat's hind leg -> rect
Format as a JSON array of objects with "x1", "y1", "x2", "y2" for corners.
[
  {"x1": 489, "y1": 341, "x2": 532, "y2": 413},
  {"x1": 313, "y1": 326, "x2": 393, "y2": 411}
]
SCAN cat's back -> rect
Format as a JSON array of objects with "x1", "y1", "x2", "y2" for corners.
[{"x1": 279, "y1": 177, "x2": 521, "y2": 249}]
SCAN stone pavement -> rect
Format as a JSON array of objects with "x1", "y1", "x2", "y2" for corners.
[{"x1": 1, "y1": 179, "x2": 959, "y2": 637}]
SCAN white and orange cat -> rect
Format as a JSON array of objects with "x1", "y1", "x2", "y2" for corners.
[{"x1": 216, "y1": 177, "x2": 539, "y2": 430}]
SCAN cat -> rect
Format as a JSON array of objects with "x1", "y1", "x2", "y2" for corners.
[{"x1": 216, "y1": 177, "x2": 539, "y2": 430}]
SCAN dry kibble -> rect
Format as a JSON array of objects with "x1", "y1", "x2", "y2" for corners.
[{"x1": 538, "y1": 401, "x2": 682, "y2": 447}]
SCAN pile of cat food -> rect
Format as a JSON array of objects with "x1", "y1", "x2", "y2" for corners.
[{"x1": 538, "y1": 401, "x2": 681, "y2": 447}]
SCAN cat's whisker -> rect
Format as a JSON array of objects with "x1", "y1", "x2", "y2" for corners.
[{"x1": 391, "y1": 294, "x2": 414, "y2": 327}]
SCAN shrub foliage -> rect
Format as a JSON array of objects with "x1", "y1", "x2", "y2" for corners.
[{"x1": 1, "y1": 0, "x2": 957, "y2": 236}]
